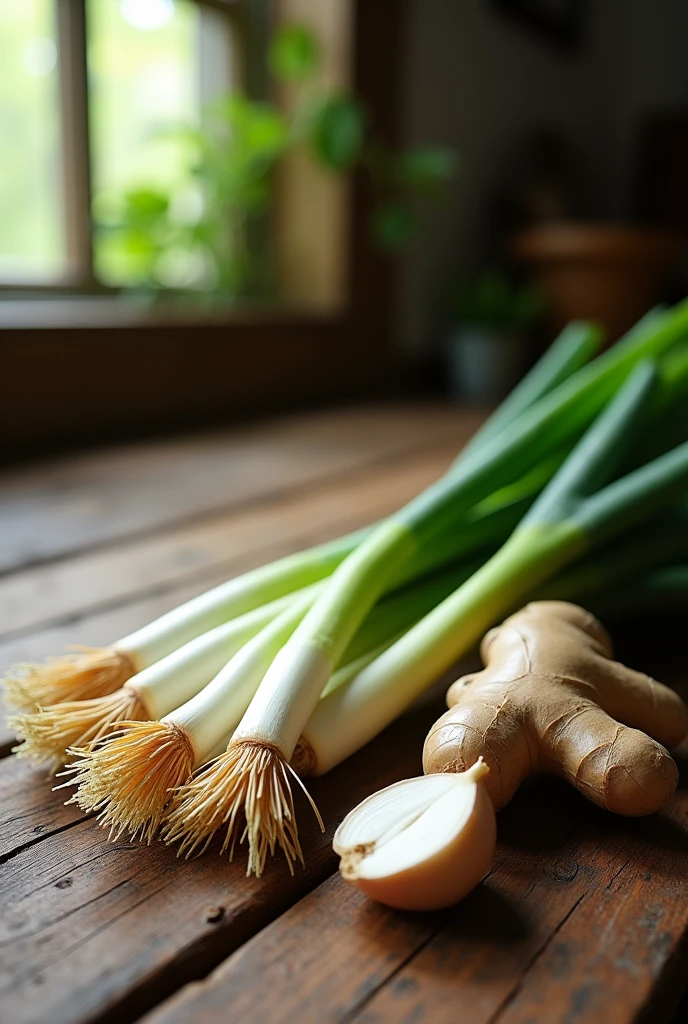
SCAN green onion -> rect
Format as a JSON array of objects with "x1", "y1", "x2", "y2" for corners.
[
  {"x1": 537, "y1": 499, "x2": 688, "y2": 605},
  {"x1": 10, "y1": 435, "x2": 559, "y2": 771},
  {"x1": 457, "y1": 319, "x2": 603, "y2": 461},
  {"x1": 11, "y1": 456, "x2": 547, "y2": 771},
  {"x1": 294, "y1": 371, "x2": 688, "y2": 783},
  {"x1": 168, "y1": 356, "x2": 688, "y2": 873},
  {"x1": 179, "y1": 304, "x2": 688, "y2": 872}
]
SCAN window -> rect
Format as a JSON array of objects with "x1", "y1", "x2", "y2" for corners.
[
  {"x1": 0, "y1": 0, "x2": 240, "y2": 291},
  {"x1": 0, "y1": 1, "x2": 65, "y2": 282}
]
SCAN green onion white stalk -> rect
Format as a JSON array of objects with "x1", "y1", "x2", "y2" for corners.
[{"x1": 64, "y1": 588, "x2": 322, "y2": 843}]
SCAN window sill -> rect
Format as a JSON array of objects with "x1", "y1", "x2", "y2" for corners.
[
  {"x1": 0, "y1": 294, "x2": 344, "y2": 332},
  {"x1": 0, "y1": 291, "x2": 398, "y2": 456}
]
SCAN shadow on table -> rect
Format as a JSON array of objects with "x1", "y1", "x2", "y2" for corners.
[
  {"x1": 494, "y1": 774, "x2": 688, "y2": 858},
  {"x1": 446, "y1": 883, "x2": 529, "y2": 941}
]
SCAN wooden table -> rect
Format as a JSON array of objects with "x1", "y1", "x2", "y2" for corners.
[{"x1": 1, "y1": 403, "x2": 687, "y2": 1024}]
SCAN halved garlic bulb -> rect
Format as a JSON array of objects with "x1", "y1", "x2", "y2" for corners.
[{"x1": 334, "y1": 760, "x2": 495, "y2": 911}]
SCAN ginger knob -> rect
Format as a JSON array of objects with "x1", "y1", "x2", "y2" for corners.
[{"x1": 424, "y1": 601, "x2": 688, "y2": 816}]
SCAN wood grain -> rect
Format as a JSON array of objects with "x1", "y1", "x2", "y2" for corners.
[
  {"x1": 145, "y1": 773, "x2": 688, "y2": 1024},
  {"x1": 0, "y1": 446, "x2": 454, "y2": 640},
  {"x1": 2, "y1": 403, "x2": 688, "y2": 1024},
  {"x1": 0, "y1": 756, "x2": 87, "y2": 862},
  {"x1": 142, "y1": 870, "x2": 441, "y2": 1024},
  {"x1": 0, "y1": 404, "x2": 469, "y2": 574},
  {"x1": 0, "y1": 704, "x2": 437, "y2": 1024}
]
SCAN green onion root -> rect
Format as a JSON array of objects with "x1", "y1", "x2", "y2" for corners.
[{"x1": 3, "y1": 647, "x2": 135, "y2": 712}]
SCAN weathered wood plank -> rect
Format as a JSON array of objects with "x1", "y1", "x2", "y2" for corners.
[
  {"x1": 0, "y1": 405, "x2": 473, "y2": 575},
  {"x1": 4, "y1": 402, "x2": 687, "y2": 1024},
  {"x1": 142, "y1": 870, "x2": 441, "y2": 1024},
  {"x1": 490, "y1": 806, "x2": 688, "y2": 1024},
  {"x1": 0, "y1": 704, "x2": 438, "y2": 1024},
  {"x1": 0, "y1": 447, "x2": 454, "y2": 641},
  {"x1": 0, "y1": 757, "x2": 87, "y2": 862},
  {"x1": 143, "y1": 775, "x2": 688, "y2": 1024},
  {"x1": 135, "y1": 782, "x2": 587, "y2": 1024}
]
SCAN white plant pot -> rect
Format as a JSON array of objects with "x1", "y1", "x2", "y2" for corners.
[{"x1": 446, "y1": 327, "x2": 525, "y2": 403}]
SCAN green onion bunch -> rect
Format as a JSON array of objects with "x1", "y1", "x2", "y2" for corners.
[{"x1": 6, "y1": 301, "x2": 688, "y2": 876}]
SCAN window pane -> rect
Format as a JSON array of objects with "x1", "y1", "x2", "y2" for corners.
[
  {"x1": 0, "y1": 0, "x2": 65, "y2": 281},
  {"x1": 88, "y1": 0, "x2": 202, "y2": 286}
]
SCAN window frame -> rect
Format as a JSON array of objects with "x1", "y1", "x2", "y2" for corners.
[{"x1": 56, "y1": 0, "x2": 94, "y2": 286}]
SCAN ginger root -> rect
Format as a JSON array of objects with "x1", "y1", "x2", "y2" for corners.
[{"x1": 423, "y1": 601, "x2": 688, "y2": 816}]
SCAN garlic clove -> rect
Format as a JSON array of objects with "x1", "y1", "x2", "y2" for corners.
[{"x1": 334, "y1": 759, "x2": 495, "y2": 911}]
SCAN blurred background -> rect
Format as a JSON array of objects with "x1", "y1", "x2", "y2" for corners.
[{"x1": 1, "y1": 0, "x2": 687, "y2": 455}]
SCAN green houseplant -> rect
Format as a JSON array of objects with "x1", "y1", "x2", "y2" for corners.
[
  {"x1": 96, "y1": 23, "x2": 455, "y2": 301},
  {"x1": 446, "y1": 271, "x2": 544, "y2": 401}
]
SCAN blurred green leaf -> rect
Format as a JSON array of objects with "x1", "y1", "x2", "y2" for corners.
[
  {"x1": 207, "y1": 93, "x2": 248, "y2": 126},
  {"x1": 451, "y1": 270, "x2": 545, "y2": 329},
  {"x1": 269, "y1": 24, "x2": 319, "y2": 81},
  {"x1": 155, "y1": 123, "x2": 210, "y2": 156},
  {"x1": 203, "y1": 96, "x2": 289, "y2": 175},
  {"x1": 118, "y1": 232, "x2": 159, "y2": 260},
  {"x1": 122, "y1": 187, "x2": 169, "y2": 223},
  {"x1": 91, "y1": 20, "x2": 455, "y2": 298},
  {"x1": 393, "y1": 147, "x2": 457, "y2": 187},
  {"x1": 371, "y1": 201, "x2": 416, "y2": 250},
  {"x1": 96, "y1": 225, "x2": 160, "y2": 285},
  {"x1": 243, "y1": 105, "x2": 289, "y2": 158},
  {"x1": 312, "y1": 96, "x2": 365, "y2": 170}
]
